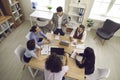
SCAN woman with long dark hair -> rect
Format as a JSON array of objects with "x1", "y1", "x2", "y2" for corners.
[
  {"x1": 44, "y1": 54, "x2": 69, "y2": 80},
  {"x1": 75, "y1": 47, "x2": 95, "y2": 75}
]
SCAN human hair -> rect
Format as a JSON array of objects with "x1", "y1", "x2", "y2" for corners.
[
  {"x1": 56, "y1": 6, "x2": 63, "y2": 12},
  {"x1": 27, "y1": 39, "x2": 35, "y2": 50},
  {"x1": 30, "y1": 25, "x2": 37, "y2": 32},
  {"x1": 45, "y1": 54, "x2": 63, "y2": 72},
  {"x1": 84, "y1": 47, "x2": 95, "y2": 63},
  {"x1": 79, "y1": 24, "x2": 85, "y2": 32}
]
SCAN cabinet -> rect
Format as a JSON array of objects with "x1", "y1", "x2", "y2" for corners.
[
  {"x1": 0, "y1": 16, "x2": 14, "y2": 41},
  {"x1": 1, "y1": 0, "x2": 24, "y2": 27},
  {"x1": 68, "y1": 1, "x2": 86, "y2": 25}
]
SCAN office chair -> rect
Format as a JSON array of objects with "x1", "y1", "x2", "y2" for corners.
[
  {"x1": 25, "y1": 32, "x2": 31, "y2": 40},
  {"x1": 14, "y1": 45, "x2": 26, "y2": 70},
  {"x1": 95, "y1": 19, "x2": 120, "y2": 45},
  {"x1": 86, "y1": 68, "x2": 110, "y2": 80},
  {"x1": 14, "y1": 45, "x2": 26, "y2": 80},
  {"x1": 36, "y1": 18, "x2": 53, "y2": 34},
  {"x1": 15, "y1": 45, "x2": 39, "y2": 78},
  {"x1": 36, "y1": 18, "x2": 49, "y2": 26}
]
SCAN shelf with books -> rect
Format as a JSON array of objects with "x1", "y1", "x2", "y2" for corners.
[
  {"x1": 1, "y1": 0, "x2": 24, "y2": 27},
  {"x1": 0, "y1": 16, "x2": 15, "y2": 41},
  {"x1": 68, "y1": 1, "x2": 86, "y2": 24}
]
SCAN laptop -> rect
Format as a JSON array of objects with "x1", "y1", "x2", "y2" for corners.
[{"x1": 51, "y1": 47, "x2": 65, "y2": 59}]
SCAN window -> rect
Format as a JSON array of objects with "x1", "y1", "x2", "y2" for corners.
[
  {"x1": 31, "y1": 0, "x2": 65, "y2": 12},
  {"x1": 90, "y1": 0, "x2": 120, "y2": 20}
]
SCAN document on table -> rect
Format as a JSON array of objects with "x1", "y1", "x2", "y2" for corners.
[
  {"x1": 41, "y1": 45, "x2": 58, "y2": 55},
  {"x1": 76, "y1": 55, "x2": 83, "y2": 62},
  {"x1": 70, "y1": 49, "x2": 83, "y2": 62},
  {"x1": 55, "y1": 35, "x2": 59, "y2": 40},
  {"x1": 41, "y1": 45, "x2": 50, "y2": 55},
  {"x1": 76, "y1": 44, "x2": 85, "y2": 49}
]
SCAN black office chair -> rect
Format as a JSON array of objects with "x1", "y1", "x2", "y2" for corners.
[{"x1": 95, "y1": 19, "x2": 120, "y2": 45}]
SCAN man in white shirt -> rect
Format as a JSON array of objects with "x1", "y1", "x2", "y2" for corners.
[{"x1": 50, "y1": 6, "x2": 69, "y2": 36}]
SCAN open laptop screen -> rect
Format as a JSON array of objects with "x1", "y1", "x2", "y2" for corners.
[{"x1": 51, "y1": 48, "x2": 64, "y2": 55}]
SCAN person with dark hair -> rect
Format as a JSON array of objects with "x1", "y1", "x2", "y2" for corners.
[
  {"x1": 70, "y1": 24, "x2": 86, "y2": 43},
  {"x1": 75, "y1": 47, "x2": 95, "y2": 75},
  {"x1": 50, "y1": 6, "x2": 69, "y2": 36},
  {"x1": 29, "y1": 25, "x2": 50, "y2": 47},
  {"x1": 44, "y1": 54, "x2": 69, "y2": 80},
  {"x1": 23, "y1": 39, "x2": 40, "y2": 63}
]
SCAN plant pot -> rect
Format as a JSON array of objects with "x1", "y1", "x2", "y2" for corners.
[{"x1": 87, "y1": 27, "x2": 91, "y2": 31}]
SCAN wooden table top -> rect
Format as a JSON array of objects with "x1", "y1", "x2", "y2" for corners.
[{"x1": 28, "y1": 33, "x2": 85, "y2": 80}]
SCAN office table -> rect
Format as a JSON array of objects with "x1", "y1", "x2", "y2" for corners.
[
  {"x1": 27, "y1": 33, "x2": 85, "y2": 80},
  {"x1": 30, "y1": 10, "x2": 53, "y2": 26}
]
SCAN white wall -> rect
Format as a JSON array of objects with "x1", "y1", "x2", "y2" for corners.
[
  {"x1": 20, "y1": 0, "x2": 71, "y2": 20},
  {"x1": 20, "y1": 0, "x2": 94, "y2": 21},
  {"x1": 20, "y1": 0, "x2": 34, "y2": 20}
]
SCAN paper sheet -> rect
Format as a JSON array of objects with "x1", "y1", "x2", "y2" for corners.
[
  {"x1": 76, "y1": 44, "x2": 85, "y2": 49},
  {"x1": 55, "y1": 35, "x2": 59, "y2": 40},
  {"x1": 70, "y1": 49, "x2": 84, "y2": 59},
  {"x1": 76, "y1": 55, "x2": 83, "y2": 62},
  {"x1": 41, "y1": 45, "x2": 58, "y2": 55},
  {"x1": 41, "y1": 45, "x2": 50, "y2": 55}
]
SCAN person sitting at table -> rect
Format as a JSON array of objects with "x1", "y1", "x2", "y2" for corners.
[
  {"x1": 44, "y1": 53, "x2": 69, "y2": 80},
  {"x1": 50, "y1": 6, "x2": 69, "y2": 36},
  {"x1": 29, "y1": 25, "x2": 50, "y2": 47},
  {"x1": 23, "y1": 39, "x2": 40, "y2": 63},
  {"x1": 75, "y1": 47, "x2": 95, "y2": 75},
  {"x1": 70, "y1": 24, "x2": 86, "y2": 43}
]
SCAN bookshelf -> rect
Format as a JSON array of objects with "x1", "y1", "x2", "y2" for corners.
[
  {"x1": 0, "y1": 16, "x2": 15, "y2": 41},
  {"x1": 1, "y1": 0, "x2": 24, "y2": 27},
  {"x1": 68, "y1": 1, "x2": 87, "y2": 25}
]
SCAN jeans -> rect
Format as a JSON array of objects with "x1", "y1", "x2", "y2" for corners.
[{"x1": 54, "y1": 29, "x2": 65, "y2": 36}]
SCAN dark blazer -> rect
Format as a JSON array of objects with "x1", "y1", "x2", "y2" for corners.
[{"x1": 76, "y1": 53, "x2": 95, "y2": 75}]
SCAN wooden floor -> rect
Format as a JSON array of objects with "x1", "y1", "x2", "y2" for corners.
[{"x1": 0, "y1": 21, "x2": 120, "y2": 80}]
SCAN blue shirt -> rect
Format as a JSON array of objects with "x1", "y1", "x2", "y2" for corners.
[
  {"x1": 24, "y1": 45, "x2": 39, "y2": 58},
  {"x1": 29, "y1": 31, "x2": 47, "y2": 46}
]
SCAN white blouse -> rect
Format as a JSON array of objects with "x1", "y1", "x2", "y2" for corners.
[
  {"x1": 44, "y1": 66, "x2": 69, "y2": 80},
  {"x1": 70, "y1": 28, "x2": 87, "y2": 42}
]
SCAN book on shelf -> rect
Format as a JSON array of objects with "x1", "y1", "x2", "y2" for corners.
[
  {"x1": 8, "y1": 0, "x2": 14, "y2": 5},
  {"x1": 77, "y1": 16, "x2": 83, "y2": 23},
  {"x1": 79, "y1": 8, "x2": 85, "y2": 16},
  {"x1": 15, "y1": 3, "x2": 20, "y2": 10}
]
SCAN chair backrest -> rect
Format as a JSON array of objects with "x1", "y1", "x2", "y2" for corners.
[
  {"x1": 86, "y1": 68, "x2": 110, "y2": 80},
  {"x1": 14, "y1": 45, "x2": 26, "y2": 62},
  {"x1": 25, "y1": 32, "x2": 31, "y2": 40},
  {"x1": 102, "y1": 19, "x2": 120, "y2": 34},
  {"x1": 36, "y1": 18, "x2": 49, "y2": 26},
  {"x1": 97, "y1": 68, "x2": 110, "y2": 79}
]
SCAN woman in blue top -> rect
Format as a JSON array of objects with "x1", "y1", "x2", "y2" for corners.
[
  {"x1": 23, "y1": 39, "x2": 40, "y2": 63},
  {"x1": 29, "y1": 25, "x2": 50, "y2": 47}
]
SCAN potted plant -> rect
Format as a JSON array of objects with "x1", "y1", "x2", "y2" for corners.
[
  {"x1": 47, "y1": 6, "x2": 52, "y2": 12},
  {"x1": 86, "y1": 19, "x2": 94, "y2": 31}
]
